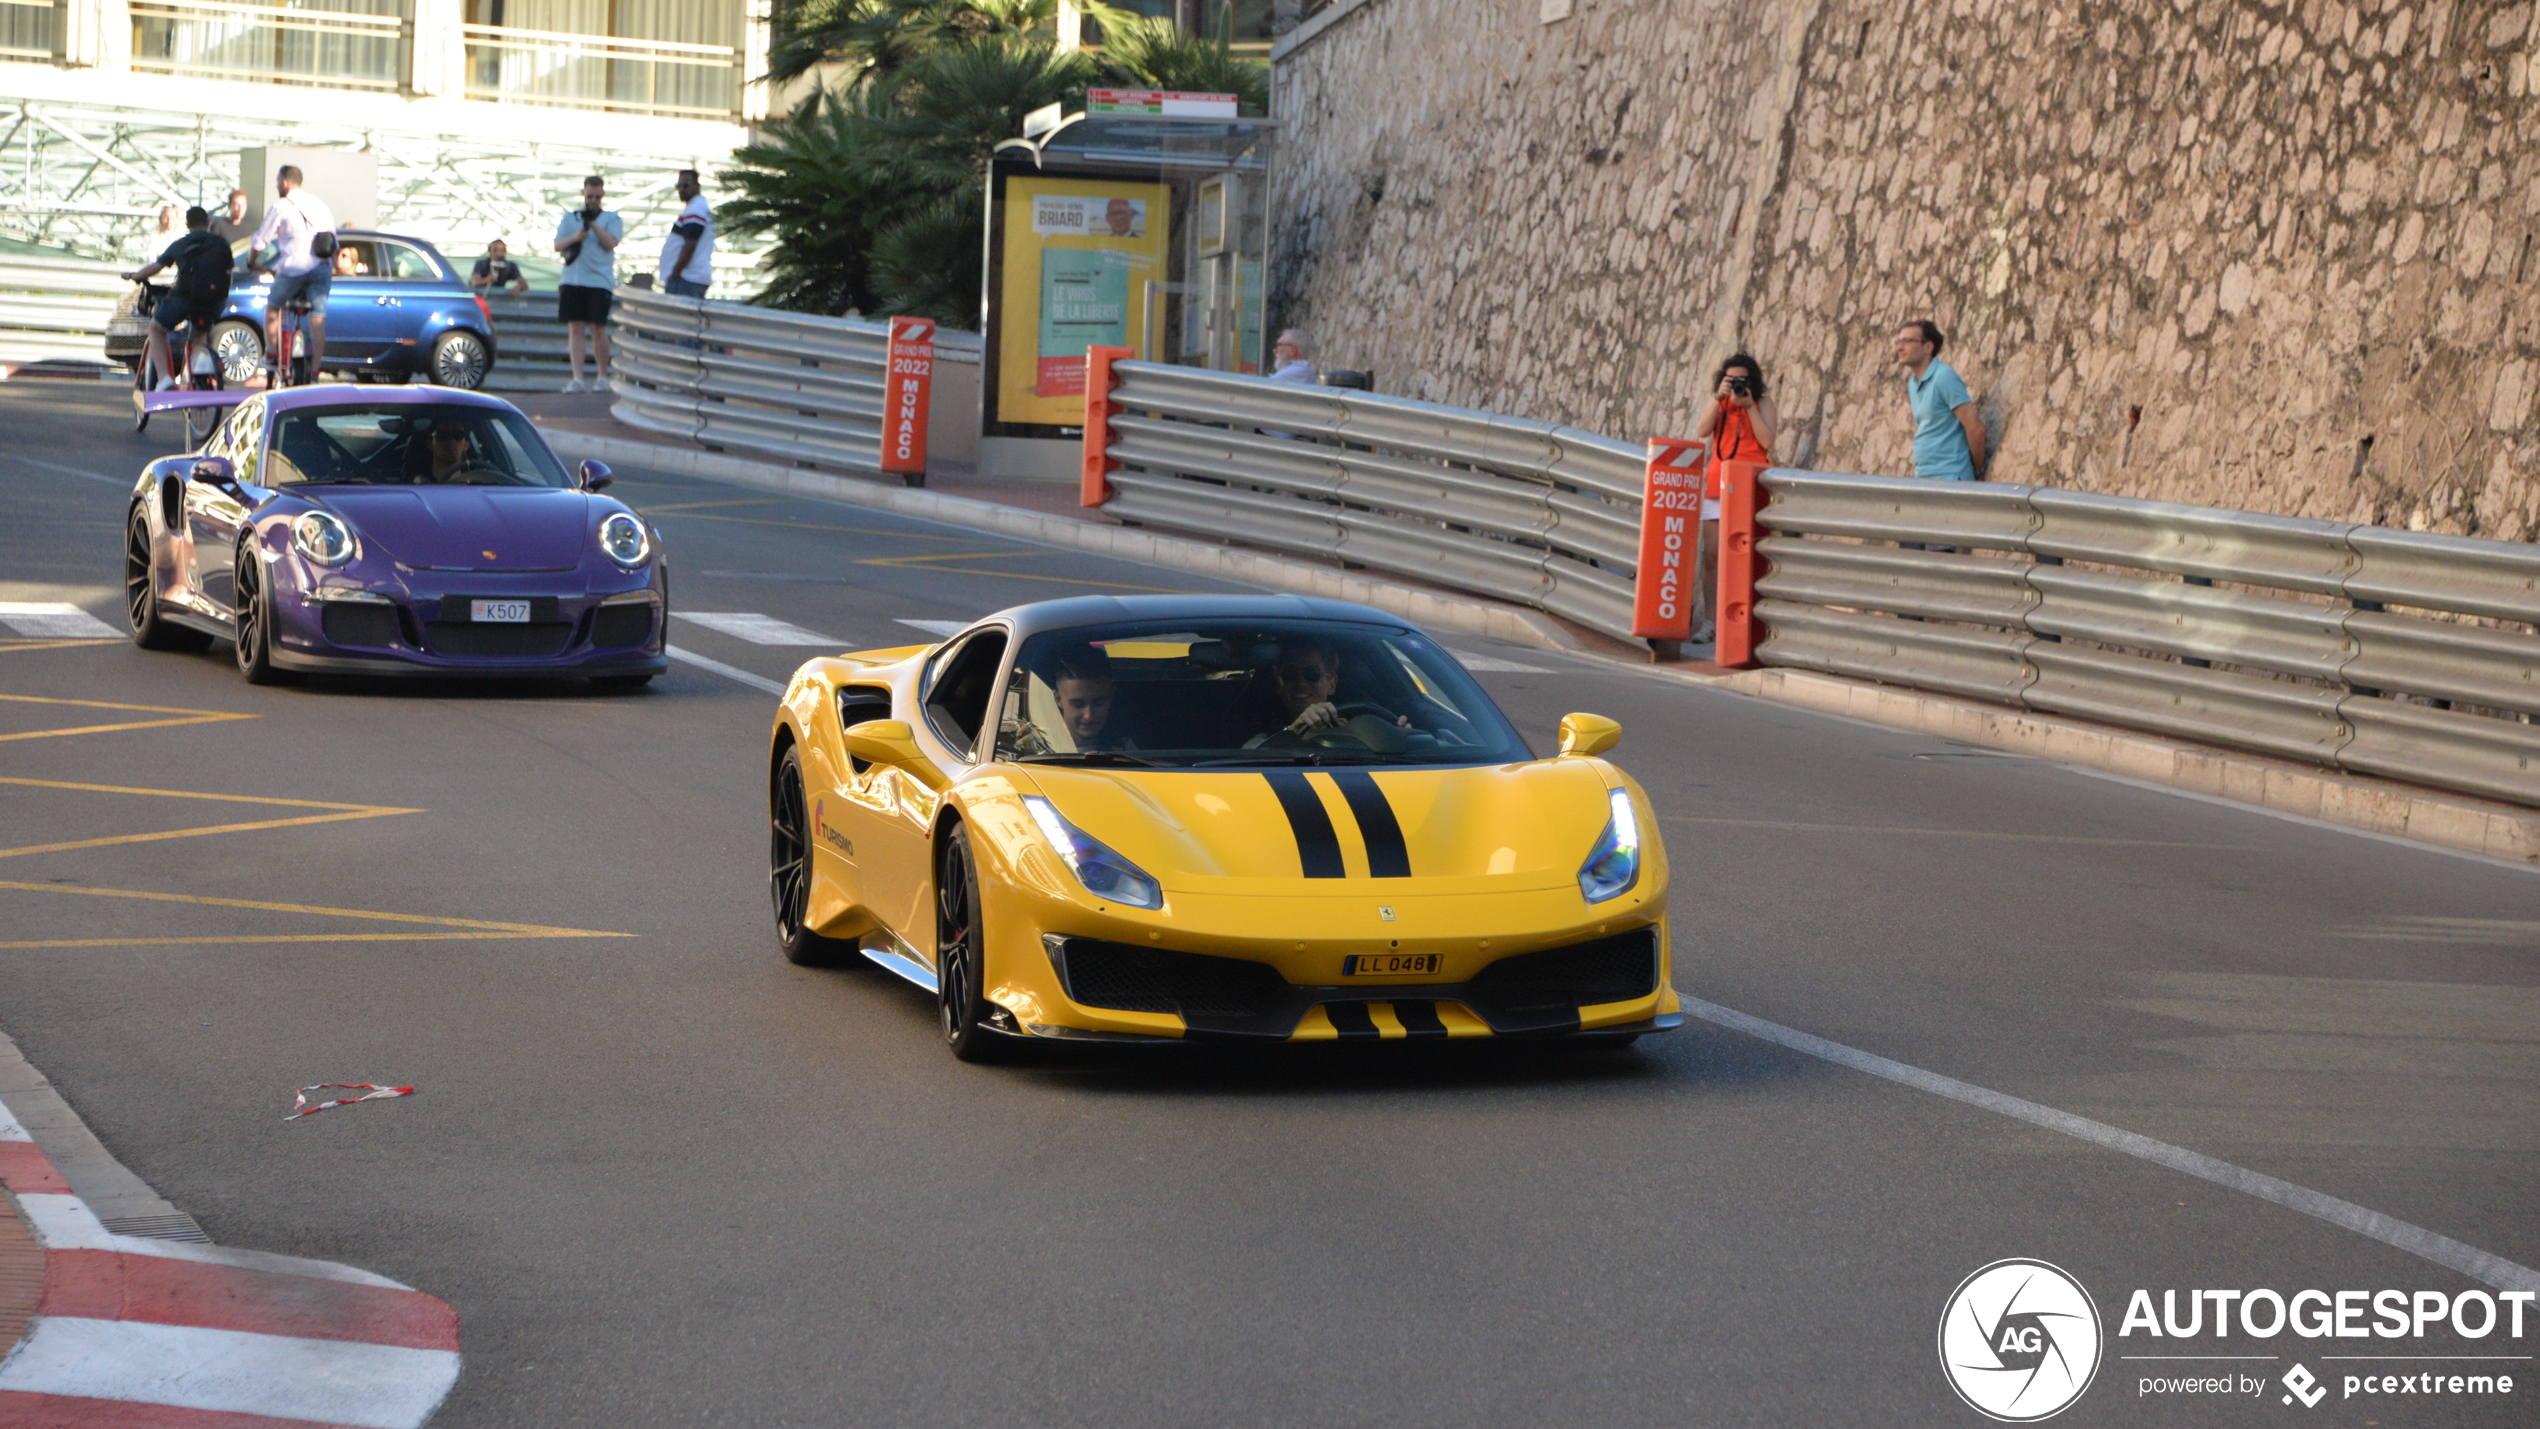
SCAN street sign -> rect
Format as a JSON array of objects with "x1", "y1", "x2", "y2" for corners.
[
  {"x1": 1632, "y1": 437, "x2": 1706, "y2": 640},
  {"x1": 1086, "y1": 89, "x2": 1239, "y2": 118},
  {"x1": 882, "y1": 317, "x2": 935, "y2": 480}
]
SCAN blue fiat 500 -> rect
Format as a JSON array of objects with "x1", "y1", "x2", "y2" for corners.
[{"x1": 202, "y1": 230, "x2": 499, "y2": 390}]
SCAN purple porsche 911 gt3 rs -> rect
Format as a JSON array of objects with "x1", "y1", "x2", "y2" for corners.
[{"x1": 123, "y1": 386, "x2": 668, "y2": 687}]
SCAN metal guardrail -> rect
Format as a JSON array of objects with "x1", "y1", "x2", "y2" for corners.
[
  {"x1": 607, "y1": 287, "x2": 981, "y2": 482},
  {"x1": 0, "y1": 254, "x2": 129, "y2": 368},
  {"x1": 1092, "y1": 360, "x2": 1650, "y2": 639},
  {"x1": 1747, "y1": 469, "x2": 2540, "y2": 808}
]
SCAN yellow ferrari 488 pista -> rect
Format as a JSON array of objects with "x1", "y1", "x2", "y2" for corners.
[{"x1": 766, "y1": 596, "x2": 1676, "y2": 1060}]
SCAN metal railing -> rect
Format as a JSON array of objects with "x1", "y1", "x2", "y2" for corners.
[
  {"x1": 130, "y1": 0, "x2": 412, "y2": 92},
  {"x1": 462, "y1": 24, "x2": 739, "y2": 120},
  {"x1": 0, "y1": 254, "x2": 131, "y2": 368},
  {"x1": 1091, "y1": 360, "x2": 1649, "y2": 639},
  {"x1": 1744, "y1": 469, "x2": 2540, "y2": 808},
  {"x1": 607, "y1": 288, "x2": 980, "y2": 479}
]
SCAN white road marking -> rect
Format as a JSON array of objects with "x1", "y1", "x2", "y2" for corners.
[
  {"x1": 5, "y1": 454, "x2": 125, "y2": 485},
  {"x1": 664, "y1": 645, "x2": 786, "y2": 695},
  {"x1": 0, "y1": 1317, "x2": 458, "y2": 1429},
  {"x1": 0, "y1": 600, "x2": 123, "y2": 638},
  {"x1": 673, "y1": 611, "x2": 838, "y2": 645},
  {"x1": 896, "y1": 618, "x2": 969, "y2": 638},
  {"x1": 1447, "y1": 649, "x2": 1552, "y2": 673},
  {"x1": 1677, "y1": 994, "x2": 2540, "y2": 1293}
]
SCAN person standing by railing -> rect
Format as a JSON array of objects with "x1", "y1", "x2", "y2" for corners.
[
  {"x1": 1270, "y1": 330, "x2": 1315, "y2": 383},
  {"x1": 555, "y1": 175, "x2": 622, "y2": 393},
  {"x1": 658, "y1": 168, "x2": 714, "y2": 299},
  {"x1": 1691, "y1": 352, "x2": 1777, "y2": 644},
  {"x1": 1896, "y1": 319, "x2": 1985, "y2": 481},
  {"x1": 209, "y1": 189, "x2": 253, "y2": 249}
]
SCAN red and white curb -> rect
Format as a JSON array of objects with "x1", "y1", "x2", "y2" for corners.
[{"x1": 0, "y1": 1095, "x2": 459, "y2": 1428}]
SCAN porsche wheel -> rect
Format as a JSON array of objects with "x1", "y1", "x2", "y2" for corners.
[
  {"x1": 935, "y1": 823, "x2": 1010, "y2": 1063},
  {"x1": 231, "y1": 553, "x2": 290, "y2": 685},
  {"x1": 125, "y1": 507, "x2": 208, "y2": 652},
  {"x1": 771, "y1": 747, "x2": 853, "y2": 967}
]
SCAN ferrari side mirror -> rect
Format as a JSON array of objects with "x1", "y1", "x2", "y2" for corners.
[
  {"x1": 579, "y1": 459, "x2": 613, "y2": 492},
  {"x1": 841, "y1": 719, "x2": 948, "y2": 790},
  {"x1": 1557, "y1": 713, "x2": 1621, "y2": 758}
]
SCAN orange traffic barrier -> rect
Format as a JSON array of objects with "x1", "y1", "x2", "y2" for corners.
[
  {"x1": 1081, "y1": 344, "x2": 1133, "y2": 508},
  {"x1": 880, "y1": 317, "x2": 935, "y2": 483},
  {"x1": 1715, "y1": 459, "x2": 1768, "y2": 668},
  {"x1": 1631, "y1": 437, "x2": 1706, "y2": 641}
]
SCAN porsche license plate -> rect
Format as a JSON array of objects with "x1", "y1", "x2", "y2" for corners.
[
  {"x1": 1343, "y1": 953, "x2": 1442, "y2": 978},
  {"x1": 470, "y1": 599, "x2": 531, "y2": 624}
]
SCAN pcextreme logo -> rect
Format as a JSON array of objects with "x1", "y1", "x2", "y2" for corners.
[{"x1": 1939, "y1": 1259, "x2": 2104, "y2": 1421}]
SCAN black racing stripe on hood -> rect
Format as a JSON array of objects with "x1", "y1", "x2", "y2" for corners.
[
  {"x1": 1263, "y1": 770, "x2": 1345, "y2": 878},
  {"x1": 1328, "y1": 771, "x2": 1410, "y2": 878}
]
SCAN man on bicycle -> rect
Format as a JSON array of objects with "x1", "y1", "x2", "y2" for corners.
[
  {"x1": 245, "y1": 165, "x2": 339, "y2": 385},
  {"x1": 120, "y1": 206, "x2": 232, "y2": 390}
]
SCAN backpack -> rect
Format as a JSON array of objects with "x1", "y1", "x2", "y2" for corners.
[{"x1": 172, "y1": 233, "x2": 232, "y2": 310}]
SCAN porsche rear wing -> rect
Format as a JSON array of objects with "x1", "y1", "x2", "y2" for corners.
[{"x1": 137, "y1": 388, "x2": 249, "y2": 415}]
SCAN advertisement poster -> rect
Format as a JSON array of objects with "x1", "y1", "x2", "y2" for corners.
[{"x1": 996, "y1": 175, "x2": 1168, "y2": 428}]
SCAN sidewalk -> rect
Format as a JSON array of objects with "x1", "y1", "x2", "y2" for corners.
[{"x1": 0, "y1": 1083, "x2": 459, "y2": 1427}]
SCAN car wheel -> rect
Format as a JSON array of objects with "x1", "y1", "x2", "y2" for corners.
[
  {"x1": 231, "y1": 553, "x2": 291, "y2": 685},
  {"x1": 125, "y1": 507, "x2": 208, "y2": 652},
  {"x1": 771, "y1": 747, "x2": 855, "y2": 967},
  {"x1": 428, "y1": 330, "x2": 490, "y2": 390},
  {"x1": 210, "y1": 320, "x2": 263, "y2": 387},
  {"x1": 935, "y1": 824, "x2": 1013, "y2": 1063}
]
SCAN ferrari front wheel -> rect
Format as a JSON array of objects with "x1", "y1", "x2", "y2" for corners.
[
  {"x1": 771, "y1": 747, "x2": 854, "y2": 967},
  {"x1": 935, "y1": 824, "x2": 1010, "y2": 1063}
]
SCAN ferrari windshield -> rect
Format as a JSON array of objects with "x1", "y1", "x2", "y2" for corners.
[
  {"x1": 262, "y1": 404, "x2": 572, "y2": 488},
  {"x1": 994, "y1": 619, "x2": 1532, "y2": 768}
]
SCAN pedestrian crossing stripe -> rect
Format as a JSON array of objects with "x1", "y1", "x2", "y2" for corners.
[{"x1": 0, "y1": 603, "x2": 120, "y2": 639}]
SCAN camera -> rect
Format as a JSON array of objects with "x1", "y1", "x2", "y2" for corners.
[{"x1": 1725, "y1": 374, "x2": 1755, "y2": 400}]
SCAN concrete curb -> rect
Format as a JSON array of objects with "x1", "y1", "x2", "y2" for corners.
[
  {"x1": 546, "y1": 430, "x2": 1593, "y2": 657},
  {"x1": 0, "y1": 1031, "x2": 201, "y2": 1242},
  {"x1": 1685, "y1": 666, "x2": 2540, "y2": 868},
  {"x1": 553, "y1": 427, "x2": 2540, "y2": 869}
]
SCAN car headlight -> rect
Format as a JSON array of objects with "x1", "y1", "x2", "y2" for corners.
[
  {"x1": 1023, "y1": 795, "x2": 1163, "y2": 910},
  {"x1": 1577, "y1": 787, "x2": 1642, "y2": 903},
  {"x1": 291, "y1": 510, "x2": 357, "y2": 567},
  {"x1": 598, "y1": 511, "x2": 651, "y2": 568}
]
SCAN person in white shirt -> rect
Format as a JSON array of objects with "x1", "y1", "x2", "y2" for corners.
[
  {"x1": 554, "y1": 174, "x2": 624, "y2": 392},
  {"x1": 1269, "y1": 330, "x2": 1315, "y2": 383},
  {"x1": 245, "y1": 165, "x2": 339, "y2": 382},
  {"x1": 659, "y1": 168, "x2": 713, "y2": 298}
]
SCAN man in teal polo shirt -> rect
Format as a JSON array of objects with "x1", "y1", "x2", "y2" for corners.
[{"x1": 1896, "y1": 319, "x2": 1986, "y2": 480}]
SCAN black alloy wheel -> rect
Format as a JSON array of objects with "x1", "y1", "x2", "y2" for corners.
[
  {"x1": 231, "y1": 553, "x2": 288, "y2": 684},
  {"x1": 935, "y1": 824, "x2": 1010, "y2": 1063},
  {"x1": 771, "y1": 747, "x2": 853, "y2": 967},
  {"x1": 125, "y1": 507, "x2": 208, "y2": 652}
]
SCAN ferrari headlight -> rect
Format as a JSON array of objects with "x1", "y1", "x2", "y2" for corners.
[
  {"x1": 290, "y1": 510, "x2": 357, "y2": 567},
  {"x1": 598, "y1": 511, "x2": 651, "y2": 568},
  {"x1": 1577, "y1": 787, "x2": 1641, "y2": 903},
  {"x1": 1023, "y1": 795, "x2": 1163, "y2": 910}
]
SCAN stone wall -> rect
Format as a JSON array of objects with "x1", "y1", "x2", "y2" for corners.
[{"x1": 1268, "y1": 0, "x2": 2540, "y2": 538}]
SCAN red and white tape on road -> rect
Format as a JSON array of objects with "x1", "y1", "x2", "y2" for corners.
[{"x1": 0, "y1": 1096, "x2": 459, "y2": 1428}]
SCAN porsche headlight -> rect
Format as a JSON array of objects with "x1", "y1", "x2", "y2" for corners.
[
  {"x1": 599, "y1": 511, "x2": 651, "y2": 568},
  {"x1": 290, "y1": 510, "x2": 357, "y2": 567},
  {"x1": 1023, "y1": 795, "x2": 1163, "y2": 910},
  {"x1": 1577, "y1": 787, "x2": 1642, "y2": 903}
]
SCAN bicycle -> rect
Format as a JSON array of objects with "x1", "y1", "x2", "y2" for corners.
[
  {"x1": 130, "y1": 289, "x2": 225, "y2": 446},
  {"x1": 268, "y1": 294, "x2": 317, "y2": 389}
]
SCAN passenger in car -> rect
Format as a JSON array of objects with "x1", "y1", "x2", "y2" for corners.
[{"x1": 1007, "y1": 644, "x2": 1137, "y2": 755}]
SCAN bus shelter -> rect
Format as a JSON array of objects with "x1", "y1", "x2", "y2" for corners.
[{"x1": 978, "y1": 97, "x2": 1278, "y2": 479}]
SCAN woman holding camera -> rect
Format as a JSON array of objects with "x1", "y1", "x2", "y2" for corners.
[{"x1": 1689, "y1": 353, "x2": 1778, "y2": 644}]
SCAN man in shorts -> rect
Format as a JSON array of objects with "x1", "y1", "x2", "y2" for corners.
[
  {"x1": 245, "y1": 165, "x2": 338, "y2": 383},
  {"x1": 120, "y1": 206, "x2": 232, "y2": 389},
  {"x1": 555, "y1": 175, "x2": 622, "y2": 391}
]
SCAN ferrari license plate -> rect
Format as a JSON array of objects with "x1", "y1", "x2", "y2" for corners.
[
  {"x1": 1343, "y1": 952, "x2": 1442, "y2": 978},
  {"x1": 470, "y1": 599, "x2": 531, "y2": 624}
]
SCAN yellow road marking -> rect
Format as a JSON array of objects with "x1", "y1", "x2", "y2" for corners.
[
  {"x1": 0, "y1": 693, "x2": 256, "y2": 743},
  {"x1": 0, "y1": 639, "x2": 118, "y2": 653},
  {"x1": 0, "y1": 776, "x2": 419, "y2": 860},
  {"x1": 858, "y1": 551, "x2": 1060, "y2": 565},
  {"x1": 0, "y1": 932, "x2": 613, "y2": 949},
  {"x1": 633, "y1": 498, "x2": 786, "y2": 514},
  {"x1": 657, "y1": 512, "x2": 1004, "y2": 541},
  {"x1": 0, "y1": 879, "x2": 629, "y2": 938},
  {"x1": 855, "y1": 560, "x2": 1181, "y2": 593}
]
